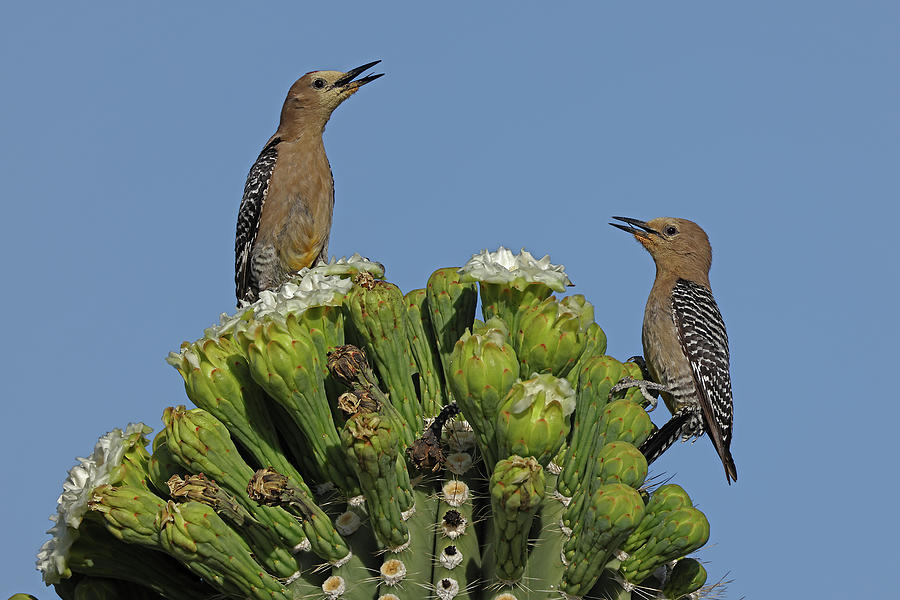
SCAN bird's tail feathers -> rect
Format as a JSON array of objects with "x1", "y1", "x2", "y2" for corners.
[
  {"x1": 641, "y1": 410, "x2": 738, "y2": 485},
  {"x1": 639, "y1": 411, "x2": 692, "y2": 467}
]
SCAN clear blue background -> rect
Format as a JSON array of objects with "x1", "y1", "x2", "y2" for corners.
[{"x1": 2, "y1": 2, "x2": 898, "y2": 598}]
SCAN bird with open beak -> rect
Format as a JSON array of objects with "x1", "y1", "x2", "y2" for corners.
[
  {"x1": 610, "y1": 216, "x2": 737, "y2": 484},
  {"x1": 234, "y1": 61, "x2": 384, "y2": 305}
]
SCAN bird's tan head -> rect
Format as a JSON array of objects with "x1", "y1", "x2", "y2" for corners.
[
  {"x1": 610, "y1": 216, "x2": 713, "y2": 282},
  {"x1": 278, "y1": 60, "x2": 383, "y2": 134}
]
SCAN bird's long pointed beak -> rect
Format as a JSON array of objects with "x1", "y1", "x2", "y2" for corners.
[
  {"x1": 334, "y1": 60, "x2": 384, "y2": 90},
  {"x1": 609, "y1": 216, "x2": 660, "y2": 240}
]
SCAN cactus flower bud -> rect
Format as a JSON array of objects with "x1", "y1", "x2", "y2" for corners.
[
  {"x1": 621, "y1": 507, "x2": 710, "y2": 584},
  {"x1": 495, "y1": 374, "x2": 575, "y2": 467},
  {"x1": 426, "y1": 267, "x2": 478, "y2": 394},
  {"x1": 157, "y1": 500, "x2": 291, "y2": 600},
  {"x1": 514, "y1": 294, "x2": 594, "y2": 377},
  {"x1": 448, "y1": 319, "x2": 520, "y2": 467},
  {"x1": 662, "y1": 557, "x2": 708, "y2": 599},
  {"x1": 592, "y1": 441, "x2": 648, "y2": 490},
  {"x1": 346, "y1": 279, "x2": 422, "y2": 438},
  {"x1": 458, "y1": 247, "x2": 572, "y2": 334},
  {"x1": 404, "y1": 288, "x2": 446, "y2": 416},
  {"x1": 489, "y1": 456, "x2": 545, "y2": 583},
  {"x1": 560, "y1": 483, "x2": 645, "y2": 597}
]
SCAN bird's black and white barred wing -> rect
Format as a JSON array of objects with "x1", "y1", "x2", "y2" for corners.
[
  {"x1": 671, "y1": 278, "x2": 737, "y2": 480},
  {"x1": 234, "y1": 138, "x2": 279, "y2": 304}
]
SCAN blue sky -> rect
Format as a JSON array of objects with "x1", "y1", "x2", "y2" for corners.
[{"x1": 2, "y1": 2, "x2": 898, "y2": 598}]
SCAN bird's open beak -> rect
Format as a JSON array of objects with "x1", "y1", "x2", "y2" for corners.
[
  {"x1": 609, "y1": 216, "x2": 660, "y2": 241},
  {"x1": 334, "y1": 60, "x2": 384, "y2": 91}
]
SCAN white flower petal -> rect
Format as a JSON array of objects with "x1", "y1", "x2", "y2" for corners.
[{"x1": 458, "y1": 246, "x2": 572, "y2": 291}]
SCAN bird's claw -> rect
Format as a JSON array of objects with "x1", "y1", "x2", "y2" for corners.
[
  {"x1": 609, "y1": 376, "x2": 637, "y2": 396},
  {"x1": 611, "y1": 376, "x2": 664, "y2": 412}
]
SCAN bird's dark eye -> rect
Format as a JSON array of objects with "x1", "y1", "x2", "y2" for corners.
[
  {"x1": 313, "y1": 78, "x2": 326, "y2": 89},
  {"x1": 665, "y1": 225, "x2": 678, "y2": 236}
]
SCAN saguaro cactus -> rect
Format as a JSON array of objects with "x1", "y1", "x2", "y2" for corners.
[{"x1": 33, "y1": 250, "x2": 727, "y2": 600}]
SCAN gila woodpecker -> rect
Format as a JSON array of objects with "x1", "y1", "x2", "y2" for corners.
[
  {"x1": 234, "y1": 61, "x2": 383, "y2": 305},
  {"x1": 610, "y1": 216, "x2": 737, "y2": 484}
]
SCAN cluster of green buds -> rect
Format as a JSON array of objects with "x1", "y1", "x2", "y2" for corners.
[{"x1": 32, "y1": 250, "x2": 726, "y2": 600}]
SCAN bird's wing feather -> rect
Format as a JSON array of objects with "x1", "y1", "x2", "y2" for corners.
[
  {"x1": 671, "y1": 278, "x2": 737, "y2": 480},
  {"x1": 234, "y1": 138, "x2": 279, "y2": 304}
]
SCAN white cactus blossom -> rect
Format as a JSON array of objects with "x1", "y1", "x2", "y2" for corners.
[
  {"x1": 508, "y1": 374, "x2": 576, "y2": 417},
  {"x1": 35, "y1": 515, "x2": 75, "y2": 584},
  {"x1": 458, "y1": 246, "x2": 572, "y2": 292},
  {"x1": 206, "y1": 271, "x2": 352, "y2": 338},
  {"x1": 36, "y1": 423, "x2": 151, "y2": 584},
  {"x1": 300, "y1": 253, "x2": 385, "y2": 278}
]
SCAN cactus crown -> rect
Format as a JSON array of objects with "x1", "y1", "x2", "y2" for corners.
[{"x1": 34, "y1": 250, "x2": 722, "y2": 600}]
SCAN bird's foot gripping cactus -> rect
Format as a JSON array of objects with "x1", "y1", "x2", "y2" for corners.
[{"x1": 34, "y1": 249, "x2": 727, "y2": 600}]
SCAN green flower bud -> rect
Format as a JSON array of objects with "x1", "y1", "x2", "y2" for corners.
[
  {"x1": 341, "y1": 411, "x2": 410, "y2": 551},
  {"x1": 495, "y1": 374, "x2": 575, "y2": 467},
  {"x1": 166, "y1": 336, "x2": 310, "y2": 496},
  {"x1": 448, "y1": 321, "x2": 520, "y2": 467},
  {"x1": 426, "y1": 267, "x2": 478, "y2": 394},
  {"x1": 236, "y1": 318, "x2": 356, "y2": 491},
  {"x1": 564, "y1": 322, "x2": 608, "y2": 388},
  {"x1": 621, "y1": 507, "x2": 710, "y2": 584},
  {"x1": 622, "y1": 484, "x2": 693, "y2": 555},
  {"x1": 160, "y1": 406, "x2": 308, "y2": 574},
  {"x1": 514, "y1": 295, "x2": 594, "y2": 378},
  {"x1": 557, "y1": 355, "x2": 630, "y2": 498},
  {"x1": 87, "y1": 485, "x2": 165, "y2": 546},
  {"x1": 346, "y1": 278, "x2": 421, "y2": 439},
  {"x1": 592, "y1": 441, "x2": 648, "y2": 489},
  {"x1": 489, "y1": 456, "x2": 545, "y2": 583},
  {"x1": 560, "y1": 483, "x2": 644, "y2": 597},
  {"x1": 404, "y1": 288, "x2": 446, "y2": 417},
  {"x1": 597, "y1": 399, "x2": 654, "y2": 448},
  {"x1": 157, "y1": 501, "x2": 291, "y2": 600},
  {"x1": 663, "y1": 557, "x2": 708, "y2": 599}
]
